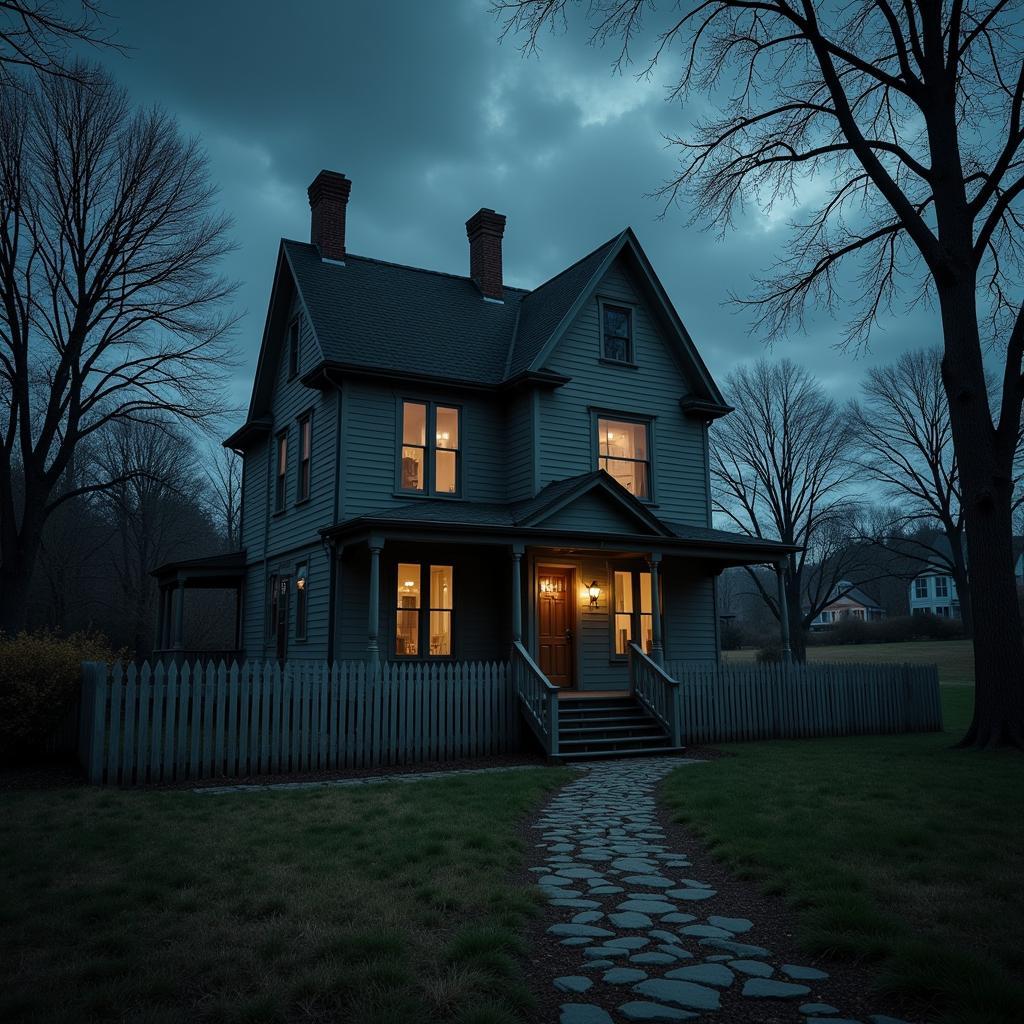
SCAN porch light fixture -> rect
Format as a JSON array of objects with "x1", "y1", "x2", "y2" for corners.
[{"x1": 587, "y1": 580, "x2": 600, "y2": 607}]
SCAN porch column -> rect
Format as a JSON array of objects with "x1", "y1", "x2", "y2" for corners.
[
  {"x1": 775, "y1": 558, "x2": 793, "y2": 663},
  {"x1": 647, "y1": 552, "x2": 665, "y2": 667},
  {"x1": 156, "y1": 588, "x2": 166, "y2": 652},
  {"x1": 172, "y1": 582, "x2": 185, "y2": 650},
  {"x1": 511, "y1": 544, "x2": 524, "y2": 644},
  {"x1": 367, "y1": 537, "x2": 383, "y2": 668}
]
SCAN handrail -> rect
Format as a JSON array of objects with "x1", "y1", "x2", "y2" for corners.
[
  {"x1": 629, "y1": 642, "x2": 682, "y2": 748},
  {"x1": 511, "y1": 640, "x2": 559, "y2": 758}
]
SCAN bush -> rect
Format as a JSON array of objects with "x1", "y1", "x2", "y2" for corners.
[
  {"x1": 720, "y1": 619, "x2": 745, "y2": 651},
  {"x1": 757, "y1": 640, "x2": 784, "y2": 663},
  {"x1": 810, "y1": 613, "x2": 963, "y2": 646},
  {"x1": 0, "y1": 630, "x2": 117, "y2": 756}
]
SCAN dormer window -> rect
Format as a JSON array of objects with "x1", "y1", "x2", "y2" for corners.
[
  {"x1": 602, "y1": 303, "x2": 633, "y2": 363},
  {"x1": 400, "y1": 400, "x2": 461, "y2": 496},
  {"x1": 287, "y1": 317, "x2": 300, "y2": 379}
]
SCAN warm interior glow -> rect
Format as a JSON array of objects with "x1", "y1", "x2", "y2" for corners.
[
  {"x1": 614, "y1": 570, "x2": 633, "y2": 654},
  {"x1": 598, "y1": 418, "x2": 648, "y2": 497},
  {"x1": 401, "y1": 403, "x2": 426, "y2": 491},
  {"x1": 395, "y1": 562, "x2": 421, "y2": 655},
  {"x1": 429, "y1": 565, "x2": 453, "y2": 655},
  {"x1": 434, "y1": 406, "x2": 459, "y2": 494}
]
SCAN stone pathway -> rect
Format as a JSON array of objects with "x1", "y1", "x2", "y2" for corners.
[{"x1": 531, "y1": 757, "x2": 915, "y2": 1024}]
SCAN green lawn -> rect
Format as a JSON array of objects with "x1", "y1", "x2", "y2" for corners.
[
  {"x1": 661, "y1": 684, "x2": 1024, "y2": 1024},
  {"x1": 724, "y1": 638, "x2": 976, "y2": 686},
  {"x1": 0, "y1": 767, "x2": 569, "y2": 1024}
]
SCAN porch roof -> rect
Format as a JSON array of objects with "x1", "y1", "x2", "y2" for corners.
[
  {"x1": 150, "y1": 550, "x2": 247, "y2": 587},
  {"x1": 321, "y1": 472, "x2": 798, "y2": 565}
]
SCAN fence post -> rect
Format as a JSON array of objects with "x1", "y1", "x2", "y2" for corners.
[{"x1": 671, "y1": 683, "x2": 683, "y2": 748}]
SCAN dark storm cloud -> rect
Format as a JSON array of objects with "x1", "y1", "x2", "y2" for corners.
[{"x1": 91, "y1": 0, "x2": 941, "y2": 413}]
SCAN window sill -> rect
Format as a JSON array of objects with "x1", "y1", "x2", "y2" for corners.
[
  {"x1": 272, "y1": 508, "x2": 286, "y2": 518},
  {"x1": 392, "y1": 492, "x2": 465, "y2": 502},
  {"x1": 598, "y1": 357, "x2": 639, "y2": 370},
  {"x1": 294, "y1": 497, "x2": 311, "y2": 508}
]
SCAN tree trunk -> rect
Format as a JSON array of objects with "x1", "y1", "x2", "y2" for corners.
[
  {"x1": 0, "y1": 561, "x2": 32, "y2": 635},
  {"x1": 948, "y1": 535, "x2": 973, "y2": 638},
  {"x1": 938, "y1": 284, "x2": 1024, "y2": 748}
]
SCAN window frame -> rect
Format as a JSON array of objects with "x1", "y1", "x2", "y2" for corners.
[
  {"x1": 934, "y1": 575, "x2": 949, "y2": 598},
  {"x1": 287, "y1": 316, "x2": 301, "y2": 380},
  {"x1": 609, "y1": 567, "x2": 662, "y2": 661},
  {"x1": 396, "y1": 399, "x2": 463, "y2": 498},
  {"x1": 267, "y1": 573, "x2": 279, "y2": 639},
  {"x1": 597, "y1": 297, "x2": 637, "y2": 366},
  {"x1": 274, "y1": 430, "x2": 288, "y2": 513},
  {"x1": 913, "y1": 576, "x2": 929, "y2": 600},
  {"x1": 590, "y1": 409, "x2": 655, "y2": 502},
  {"x1": 294, "y1": 562, "x2": 308, "y2": 641},
  {"x1": 296, "y1": 411, "x2": 312, "y2": 503},
  {"x1": 392, "y1": 561, "x2": 455, "y2": 660}
]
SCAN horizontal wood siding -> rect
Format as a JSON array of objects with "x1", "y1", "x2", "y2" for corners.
[
  {"x1": 576, "y1": 556, "x2": 629, "y2": 691},
  {"x1": 340, "y1": 382, "x2": 508, "y2": 518},
  {"x1": 79, "y1": 658, "x2": 516, "y2": 785},
  {"x1": 504, "y1": 390, "x2": 535, "y2": 500},
  {"x1": 539, "y1": 257, "x2": 709, "y2": 525},
  {"x1": 240, "y1": 436, "x2": 269, "y2": 554},
  {"x1": 662, "y1": 557, "x2": 718, "y2": 664}
]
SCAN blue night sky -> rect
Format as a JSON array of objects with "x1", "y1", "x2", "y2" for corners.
[{"x1": 87, "y1": 0, "x2": 938, "y2": 418}]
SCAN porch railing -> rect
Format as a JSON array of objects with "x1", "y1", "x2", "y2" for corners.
[
  {"x1": 629, "y1": 643, "x2": 682, "y2": 748},
  {"x1": 511, "y1": 641, "x2": 559, "y2": 758}
]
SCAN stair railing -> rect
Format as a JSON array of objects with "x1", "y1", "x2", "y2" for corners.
[
  {"x1": 628, "y1": 642, "x2": 682, "y2": 748},
  {"x1": 511, "y1": 640, "x2": 559, "y2": 758}
]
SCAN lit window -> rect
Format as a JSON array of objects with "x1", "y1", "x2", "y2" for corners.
[
  {"x1": 288, "y1": 318, "x2": 300, "y2": 379},
  {"x1": 298, "y1": 414, "x2": 312, "y2": 501},
  {"x1": 602, "y1": 304, "x2": 633, "y2": 362},
  {"x1": 399, "y1": 401, "x2": 461, "y2": 496},
  {"x1": 275, "y1": 432, "x2": 287, "y2": 511},
  {"x1": 914, "y1": 577, "x2": 928, "y2": 599},
  {"x1": 295, "y1": 565, "x2": 308, "y2": 639},
  {"x1": 395, "y1": 562, "x2": 453, "y2": 657},
  {"x1": 598, "y1": 418, "x2": 649, "y2": 498},
  {"x1": 613, "y1": 570, "x2": 656, "y2": 655}
]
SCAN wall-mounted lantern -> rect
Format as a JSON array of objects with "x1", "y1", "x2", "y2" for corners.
[{"x1": 587, "y1": 580, "x2": 601, "y2": 608}]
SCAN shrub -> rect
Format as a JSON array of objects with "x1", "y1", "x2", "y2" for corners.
[
  {"x1": 757, "y1": 640, "x2": 784, "y2": 663},
  {"x1": 720, "y1": 619, "x2": 746, "y2": 651},
  {"x1": 0, "y1": 630, "x2": 117, "y2": 756},
  {"x1": 811, "y1": 614, "x2": 964, "y2": 646}
]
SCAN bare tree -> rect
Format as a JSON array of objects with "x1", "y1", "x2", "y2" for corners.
[
  {"x1": 204, "y1": 445, "x2": 242, "y2": 550},
  {"x1": 710, "y1": 359, "x2": 875, "y2": 659},
  {"x1": 849, "y1": 348, "x2": 973, "y2": 632},
  {"x1": 0, "y1": 2, "x2": 119, "y2": 83},
  {"x1": 0, "y1": 65, "x2": 237, "y2": 635},
  {"x1": 496, "y1": 1, "x2": 1024, "y2": 747}
]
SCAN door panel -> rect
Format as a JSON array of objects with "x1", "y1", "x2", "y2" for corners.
[{"x1": 537, "y1": 568, "x2": 574, "y2": 688}]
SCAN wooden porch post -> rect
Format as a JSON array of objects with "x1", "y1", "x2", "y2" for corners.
[
  {"x1": 367, "y1": 537, "x2": 383, "y2": 668},
  {"x1": 511, "y1": 544, "x2": 524, "y2": 643},
  {"x1": 648, "y1": 553, "x2": 665, "y2": 667},
  {"x1": 776, "y1": 558, "x2": 793, "y2": 663},
  {"x1": 156, "y1": 587, "x2": 166, "y2": 652},
  {"x1": 173, "y1": 582, "x2": 185, "y2": 650}
]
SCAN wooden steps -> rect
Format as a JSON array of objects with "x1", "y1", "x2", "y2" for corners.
[{"x1": 552, "y1": 695, "x2": 684, "y2": 761}]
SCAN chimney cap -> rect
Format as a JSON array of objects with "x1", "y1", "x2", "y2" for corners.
[
  {"x1": 308, "y1": 169, "x2": 351, "y2": 203},
  {"x1": 466, "y1": 207, "x2": 506, "y2": 237}
]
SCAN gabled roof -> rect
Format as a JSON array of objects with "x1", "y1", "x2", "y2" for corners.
[
  {"x1": 234, "y1": 226, "x2": 730, "y2": 435},
  {"x1": 824, "y1": 581, "x2": 883, "y2": 609}
]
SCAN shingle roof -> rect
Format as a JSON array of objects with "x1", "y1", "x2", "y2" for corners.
[
  {"x1": 283, "y1": 240, "x2": 526, "y2": 385},
  {"x1": 505, "y1": 233, "x2": 621, "y2": 377}
]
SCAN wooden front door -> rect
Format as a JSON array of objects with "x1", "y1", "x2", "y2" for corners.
[
  {"x1": 537, "y1": 568, "x2": 574, "y2": 688},
  {"x1": 275, "y1": 575, "x2": 290, "y2": 663}
]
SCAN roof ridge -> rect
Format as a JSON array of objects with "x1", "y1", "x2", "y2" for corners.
[
  {"x1": 519, "y1": 229, "x2": 628, "y2": 306},
  {"x1": 282, "y1": 237, "x2": 531, "y2": 292}
]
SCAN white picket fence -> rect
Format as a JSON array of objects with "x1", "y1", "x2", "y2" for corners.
[
  {"x1": 666, "y1": 660, "x2": 942, "y2": 744},
  {"x1": 79, "y1": 659, "x2": 516, "y2": 785}
]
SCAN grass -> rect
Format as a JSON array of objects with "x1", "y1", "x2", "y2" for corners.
[
  {"x1": 662, "y1": 675, "x2": 1024, "y2": 1024},
  {"x1": 724, "y1": 638, "x2": 976, "y2": 686},
  {"x1": 0, "y1": 767, "x2": 570, "y2": 1024}
]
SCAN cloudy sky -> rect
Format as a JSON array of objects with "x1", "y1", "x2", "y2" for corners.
[{"x1": 89, "y1": 0, "x2": 938, "y2": 416}]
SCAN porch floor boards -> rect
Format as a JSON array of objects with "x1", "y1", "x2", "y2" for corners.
[{"x1": 557, "y1": 689, "x2": 631, "y2": 700}]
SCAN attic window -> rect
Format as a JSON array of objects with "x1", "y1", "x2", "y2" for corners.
[
  {"x1": 602, "y1": 304, "x2": 633, "y2": 363},
  {"x1": 288, "y1": 317, "x2": 300, "y2": 379}
]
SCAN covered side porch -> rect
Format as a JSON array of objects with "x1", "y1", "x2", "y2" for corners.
[{"x1": 150, "y1": 551, "x2": 247, "y2": 664}]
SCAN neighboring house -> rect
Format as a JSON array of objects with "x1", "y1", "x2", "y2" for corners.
[
  {"x1": 152, "y1": 169, "x2": 794, "y2": 693},
  {"x1": 808, "y1": 581, "x2": 886, "y2": 631},
  {"x1": 906, "y1": 536, "x2": 1024, "y2": 618}
]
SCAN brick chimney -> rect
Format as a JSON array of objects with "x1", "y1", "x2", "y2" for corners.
[
  {"x1": 308, "y1": 170, "x2": 351, "y2": 261},
  {"x1": 466, "y1": 208, "x2": 506, "y2": 300}
]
